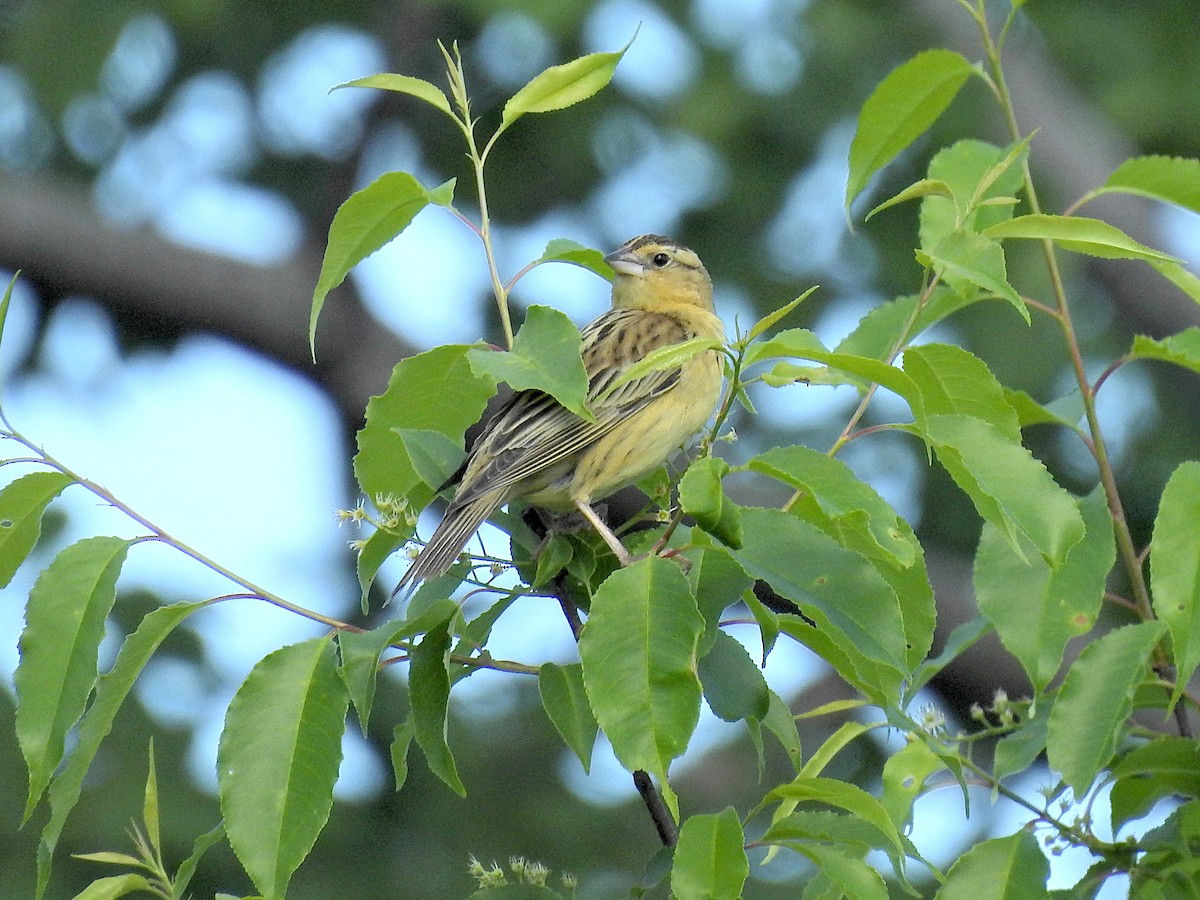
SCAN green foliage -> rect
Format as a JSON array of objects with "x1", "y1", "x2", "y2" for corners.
[{"x1": 8, "y1": 3, "x2": 1200, "y2": 897}]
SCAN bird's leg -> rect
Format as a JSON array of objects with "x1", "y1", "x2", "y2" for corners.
[{"x1": 573, "y1": 499, "x2": 634, "y2": 567}]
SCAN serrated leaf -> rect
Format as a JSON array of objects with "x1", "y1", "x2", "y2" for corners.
[
  {"x1": 745, "y1": 444, "x2": 917, "y2": 568},
  {"x1": 501, "y1": 39, "x2": 631, "y2": 129},
  {"x1": 0, "y1": 470, "x2": 73, "y2": 589},
  {"x1": 794, "y1": 844, "x2": 889, "y2": 900},
  {"x1": 392, "y1": 428, "x2": 465, "y2": 491},
  {"x1": 71, "y1": 874, "x2": 155, "y2": 899},
  {"x1": 390, "y1": 719, "x2": 414, "y2": 792},
  {"x1": 904, "y1": 343, "x2": 1021, "y2": 442},
  {"x1": 1130, "y1": 329, "x2": 1200, "y2": 375},
  {"x1": 919, "y1": 139, "x2": 1028, "y2": 248},
  {"x1": 984, "y1": 214, "x2": 1179, "y2": 263},
  {"x1": 310, "y1": 173, "x2": 454, "y2": 357},
  {"x1": 173, "y1": 822, "x2": 226, "y2": 897},
  {"x1": 35, "y1": 602, "x2": 205, "y2": 899},
  {"x1": 974, "y1": 486, "x2": 1113, "y2": 691},
  {"x1": 1110, "y1": 737, "x2": 1200, "y2": 831},
  {"x1": 355, "y1": 343, "x2": 495, "y2": 516},
  {"x1": 335, "y1": 73, "x2": 452, "y2": 115},
  {"x1": 993, "y1": 700, "x2": 1051, "y2": 783},
  {"x1": 1047, "y1": 622, "x2": 1166, "y2": 798},
  {"x1": 671, "y1": 808, "x2": 748, "y2": 900},
  {"x1": 934, "y1": 832, "x2": 1049, "y2": 900},
  {"x1": 538, "y1": 662, "x2": 597, "y2": 773},
  {"x1": 578, "y1": 558, "x2": 704, "y2": 782},
  {"x1": 468, "y1": 305, "x2": 592, "y2": 420},
  {"x1": 698, "y1": 630, "x2": 769, "y2": 722},
  {"x1": 336, "y1": 599, "x2": 458, "y2": 734},
  {"x1": 881, "y1": 740, "x2": 945, "y2": 830},
  {"x1": 355, "y1": 527, "x2": 406, "y2": 609},
  {"x1": 0, "y1": 271, "x2": 17, "y2": 386},
  {"x1": 867, "y1": 178, "x2": 954, "y2": 221},
  {"x1": 908, "y1": 614, "x2": 991, "y2": 698},
  {"x1": 1003, "y1": 388, "x2": 1085, "y2": 431},
  {"x1": 218, "y1": 637, "x2": 349, "y2": 900},
  {"x1": 593, "y1": 336, "x2": 724, "y2": 405},
  {"x1": 1150, "y1": 461, "x2": 1200, "y2": 703},
  {"x1": 409, "y1": 617, "x2": 466, "y2": 796},
  {"x1": 732, "y1": 508, "x2": 908, "y2": 703},
  {"x1": 924, "y1": 413, "x2": 1085, "y2": 566},
  {"x1": 846, "y1": 49, "x2": 979, "y2": 208},
  {"x1": 1096, "y1": 155, "x2": 1200, "y2": 215},
  {"x1": 678, "y1": 457, "x2": 742, "y2": 548},
  {"x1": 16, "y1": 536, "x2": 133, "y2": 822},
  {"x1": 770, "y1": 776, "x2": 906, "y2": 864},
  {"x1": 746, "y1": 286, "x2": 819, "y2": 341},
  {"x1": 687, "y1": 545, "x2": 754, "y2": 655},
  {"x1": 918, "y1": 231, "x2": 1026, "y2": 319},
  {"x1": 834, "y1": 288, "x2": 979, "y2": 361},
  {"x1": 1147, "y1": 258, "x2": 1200, "y2": 305},
  {"x1": 536, "y1": 238, "x2": 612, "y2": 280}
]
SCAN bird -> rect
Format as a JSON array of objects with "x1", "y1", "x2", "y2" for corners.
[{"x1": 395, "y1": 233, "x2": 726, "y2": 592}]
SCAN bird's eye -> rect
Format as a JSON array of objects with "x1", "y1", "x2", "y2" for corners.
[{"x1": 651, "y1": 252, "x2": 670, "y2": 268}]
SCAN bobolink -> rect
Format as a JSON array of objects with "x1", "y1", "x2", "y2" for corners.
[{"x1": 396, "y1": 233, "x2": 725, "y2": 590}]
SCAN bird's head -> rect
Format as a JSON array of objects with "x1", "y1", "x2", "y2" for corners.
[{"x1": 605, "y1": 234, "x2": 714, "y2": 312}]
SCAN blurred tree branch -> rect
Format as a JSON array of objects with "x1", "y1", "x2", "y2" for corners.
[{"x1": 0, "y1": 172, "x2": 415, "y2": 424}]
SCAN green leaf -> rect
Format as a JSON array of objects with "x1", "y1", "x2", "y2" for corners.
[
  {"x1": 71, "y1": 874, "x2": 155, "y2": 899},
  {"x1": 593, "y1": 336, "x2": 724, "y2": 405},
  {"x1": 732, "y1": 508, "x2": 908, "y2": 703},
  {"x1": 993, "y1": 700, "x2": 1051, "y2": 783},
  {"x1": 538, "y1": 662, "x2": 598, "y2": 773},
  {"x1": 1110, "y1": 737, "x2": 1200, "y2": 831},
  {"x1": 1003, "y1": 388, "x2": 1086, "y2": 431},
  {"x1": 355, "y1": 343, "x2": 496, "y2": 511},
  {"x1": 770, "y1": 776, "x2": 906, "y2": 864},
  {"x1": 1147, "y1": 258, "x2": 1200, "y2": 305},
  {"x1": 793, "y1": 845, "x2": 889, "y2": 900},
  {"x1": 355, "y1": 527, "x2": 406, "y2": 609},
  {"x1": 974, "y1": 486, "x2": 1114, "y2": 691},
  {"x1": 1095, "y1": 155, "x2": 1200, "y2": 215},
  {"x1": 0, "y1": 270, "x2": 18, "y2": 359},
  {"x1": 390, "y1": 719, "x2": 414, "y2": 792},
  {"x1": 335, "y1": 73, "x2": 452, "y2": 115},
  {"x1": 934, "y1": 831, "x2": 1049, "y2": 900},
  {"x1": 1151, "y1": 461, "x2": 1200, "y2": 703},
  {"x1": 687, "y1": 545, "x2": 754, "y2": 654},
  {"x1": 392, "y1": 427, "x2": 465, "y2": 491},
  {"x1": 143, "y1": 741, "x2": 160, "y2": 857},
  {"x1": 172, "y1": 822, "x2": 226, "y2": 897},
  {"x1": 468, "y1": 305, "x2": 592, "y2": 420},
  {"x1": 671, "y1": 808, "x2": 748, "y2": 900},
  {"x1": 218, "y1": 636, "x2": 348, "y2": 900},
  {"x1": 918, "y1": 230, "x2": 1027, "y2": 319},
  {"x1": 501, "y1": 39, "x2": 631, "y2": 130},
  {"x1": 409, "y1": 617, "x2": 466, "y2": 796},
  {"x1": 535, "y1": 238, "x2": 612, "y2": 281},
  {"x1": 908, "y1": 614, "x2": 991, "y2": 698},
  {"x1": 880, "y1": 740, "x2": 945, "y2": 830},
  {"x1": 924, "y1": 413, "x2": 1085, "y2": 566},
  {"x1": 1047, "y1": 621, "x2": 1167, "y2": 798},
  {"x1": 16, "y1": 536, "x2": 132, "y2": 822},
  {"x1": 698, "y1": 630, "x2": 769, "y2": 722},
  {"x1": 745, "y1": 286, "x2": 819, "y2": 342},
  {"x1": 35, "y1": 602, "x2": 205, "y2": 900},
  {"x1": 336, "y1": 602, "x2": 458, "y2": 735},
  {"x1": 761, "y1": 689, "x2": 802, "y2": 772},
  {"x1": 745, "y1": 444, "x2": 918, "y2": 568},
  {"x1": 983, "y1": 214, "x2": 1179, "y2": 263},
  {"x1": 744, "y1": 326, "x2": 828, "y2": 368},
  {"x1": 834, "y1": 288, "x2": 979, "y2": 361},
  {"x1": 310, "y1": 172, "x2": 454, "y2": 357},
  {"x1": 846, "y1": 49, "x2": 979, "y2": 208},
  {"x1": 1131, "y1": 329, "x2": 1200, "y2": 378},
  {"x1": 678, "y1": 457, "x2": 742, "y2": 548},
  {"x1": 919, "y1": 139, "x2": 1029, "y2": 248},
  {"x1": 0, "y1": 471, "x2": 73, "y2": 588},
  {"x1": 866, "y1": 178, "x2": 954, "y2": 221},
  {"x1": 578, "y1": 557, "x2": 704, "y2": 782}
]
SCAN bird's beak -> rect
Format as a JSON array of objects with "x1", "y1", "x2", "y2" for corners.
[{"x1": 604, "y1": 249, "x2": 645, "y2": 277}]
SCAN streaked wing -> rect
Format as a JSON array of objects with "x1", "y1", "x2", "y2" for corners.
[{"x1": 453, "y1": 308, "x2": 690, "y2": 503}]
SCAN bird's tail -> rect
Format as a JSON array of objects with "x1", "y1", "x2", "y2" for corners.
[{"x1": 394, "y1": 489, "x2": 505, "y2": 594}]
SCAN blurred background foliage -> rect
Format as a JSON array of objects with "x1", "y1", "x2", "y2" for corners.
[{"x1": 2, "y1": 0, "x2": 1199, "y2": 897}]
